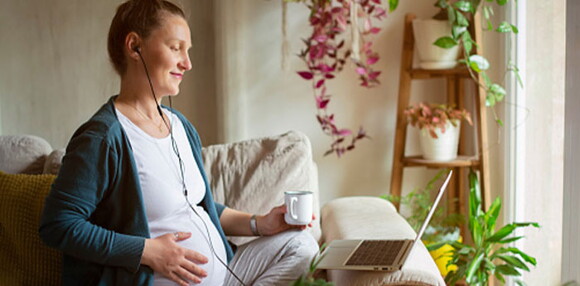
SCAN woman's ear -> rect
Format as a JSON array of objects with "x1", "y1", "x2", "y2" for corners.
[{"x1": 125, "y1": 32, "x2": 142, "y2": 60}]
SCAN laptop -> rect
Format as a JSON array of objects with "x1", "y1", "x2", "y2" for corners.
[{"x1": 316, "y1": 170, "x2": 453, "y2": 271}]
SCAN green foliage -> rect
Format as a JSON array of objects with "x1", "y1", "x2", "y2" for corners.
[
  {"x1": 433, "y1": 0, "x2": 523, "y2": 126},
  {"x1": 290, "y1": 244, "x2": 334, "y2": 286},
  {"x1": 444, "y1": 169, "x2": 540, "y2": 286},
  {"x1": 382, "y1": 169, "x2": 464, "y2": 244},
  {"x1": 389, "y1": 0, "x2": 399, "y2": 12}
]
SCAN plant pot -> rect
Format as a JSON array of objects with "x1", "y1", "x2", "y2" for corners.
[
  {"x1": 424, "y1": 227, "x2": 462, "y2": 277},
  {"x1": 412, "y1": 18, "x2": 460, "y2": 69},
  {"x1": 418, "y1": 121, "x2": 461, "y2": 161},
  {"x1": 427, "y1": 238, "x2": 461, "y2": 276}
]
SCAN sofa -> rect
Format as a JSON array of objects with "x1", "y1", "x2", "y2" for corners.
[{"x1": 0, "y1": 132, "x2": 445, "y2": 286}]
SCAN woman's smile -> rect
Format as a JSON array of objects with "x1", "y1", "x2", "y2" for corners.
[{"x1": 170, "y1": 72, "x2": 183, "y2": 80}]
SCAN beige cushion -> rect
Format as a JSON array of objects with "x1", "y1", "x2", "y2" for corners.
[
  {"x1": 321, "y1": 197, "x2": 445, "y2": 286},
  {"x1": 0, "y1": 135, "x2": 52, "y2": 174},
  {"x1": 202, "y1": 131, "x2": 321, "y2": 245}
]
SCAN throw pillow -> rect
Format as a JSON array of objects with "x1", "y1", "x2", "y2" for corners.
[
  {"x1": 201, "y1": 131, "x2": 321, "y2": 246},
  {"x1": 0, "y1": 172, "x2": 61, "y2": 286}
]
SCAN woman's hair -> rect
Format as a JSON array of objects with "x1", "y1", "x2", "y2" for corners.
[{"x1": 107, "y1": 0, "x2": 185, "y2": 75}]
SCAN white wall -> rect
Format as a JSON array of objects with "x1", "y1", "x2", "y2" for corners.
[
  {"x1": 214, "y1": 0, "x2": 492, "y2": 204},
  {"x1": 0, "y1": 1, "x2": 119, "y2": 148},
  {"x1": 0, "y1": 0, "x2": 214, "y2": 148}
]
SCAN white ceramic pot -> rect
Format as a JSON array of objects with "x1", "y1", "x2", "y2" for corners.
[
  {"x1": 412, "y1": 18, "x2": 460, "y2": 69},
  {"x1": 419, "y1": 121, "x2": 461, "y2": 161}
]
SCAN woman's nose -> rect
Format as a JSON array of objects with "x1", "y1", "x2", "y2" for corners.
[{"x1": 179, "y1": 53, "x2": 192, "y2": 71}]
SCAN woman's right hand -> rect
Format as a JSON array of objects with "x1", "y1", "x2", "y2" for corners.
[{"x1": 141, "y1": 232, "x2": 208, "y2": 286}]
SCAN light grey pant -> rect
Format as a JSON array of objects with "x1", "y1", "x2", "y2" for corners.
[{"x1": 223, "y1": 230, "x2": 319, "y2": 286}]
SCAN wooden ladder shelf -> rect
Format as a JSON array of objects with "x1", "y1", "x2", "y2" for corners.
[{"x1": 390, "y1": 13, "x2": 491, "y2": 214}]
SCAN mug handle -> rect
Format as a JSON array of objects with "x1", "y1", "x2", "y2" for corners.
[{"x1": 290, "y1": 197, "x2": 298, "y2": 220}]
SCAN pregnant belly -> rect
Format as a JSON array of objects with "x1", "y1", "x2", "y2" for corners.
[{"x1": 149, "y1": 209, "x2": 227, "y2": 285}]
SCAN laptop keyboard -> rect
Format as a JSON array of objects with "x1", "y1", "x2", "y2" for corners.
[{"x1": 345, "y1": 240, "x2": 408, "y2": 266}]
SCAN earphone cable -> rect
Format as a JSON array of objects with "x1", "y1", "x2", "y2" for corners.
[{"x1": 137, "y1": 51, "x2": 246, "y2": 286}]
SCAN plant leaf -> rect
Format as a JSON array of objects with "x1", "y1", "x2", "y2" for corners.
[
  {"x1": 497, "y1": 236, "x2": 524, "y2": 244},
  {"x1": 515, "y1": 280, "x2": 527, "y2": 286},
  {"x1": 469, "y1": 55, "x2": 490, "y2": 71},
  {"x1": 496, "y1": 264, "x2": 521, "y2": 276},
  {"x1": 500, "y1": 247, "x2": 538, "y2": 266},
  {"x1": 514, "y1": 222, "x2": 541, "y2": 228},
  {"x1": 497, "y1": 0, "x2": 508, "y2": 5},
  {"x1": 455, "y1": 10, "x2": 469, "y2": 27},
  {"x1": 487, "y1": 19, "x2": 493, "y2": 31},
  {"x1": 426, "y1": 241, "x2": 447, "y2": 251},
  {"x1": 452, "y1": 25, "x2": 467, "y2": 40},
  {"x1": 496, "y1": 255, "x2": 530, "y2": 271},
  {"x1": 297, "y1": 71, "x2": 314, "y2": 80},
  {"x1": 484, "y1": 197, "x2": 502, "y2": 231},
  {"x1": 434, "y1": 36, "x2": 458, "y2": 49},
  {"x1": 488, "y1": 224, "x2": 516, "y2": 242},
  {"x1": 465, "y1": 251, "x2": 485, "y2": 283},
  {"x1": 496, "y1": 21, "x2": 514, "y2": 33},
  {"x1": 462, "y1": 32, "x2": 473, "y2": 55},
  {"x1": 468, "y1": 170, "x2": 482, "y2": 225},
  {"x1": 454, "y1": 1, "x2": 474, "y2": 12},
  {"x1": 483, "y1": 5, "x2": 490, "y2": 19},
  {"x1": 389, "y1": 0, "x2": 399, "y2": 12},
  {"x1": 486, "y1": 94, "x2": 496, "y2": 107},
  {"x1": 447, "y1": 6, "x2": 456, "y2": 23}
]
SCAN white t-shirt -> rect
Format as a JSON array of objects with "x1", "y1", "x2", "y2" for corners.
[{"x1": 116, "y1": 108, "x2": 227, "y2": 286}]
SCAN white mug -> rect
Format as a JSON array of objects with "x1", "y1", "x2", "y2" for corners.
[{"x1": 284, "y1": 191, "x2": 313, "y2": 225}]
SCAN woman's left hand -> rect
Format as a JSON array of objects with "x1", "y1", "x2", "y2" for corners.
[{"x1": 257, "y1": 204, "x2": 315, "y2": 236}]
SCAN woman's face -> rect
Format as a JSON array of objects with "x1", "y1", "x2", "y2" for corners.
[{"x1": 139, "y1": 14, "x2": 192, "y2": 96}]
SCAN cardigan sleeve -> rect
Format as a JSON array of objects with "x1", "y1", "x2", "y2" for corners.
[{"x1": 39, "y1": 131, "x2": 144, "y2": 273}]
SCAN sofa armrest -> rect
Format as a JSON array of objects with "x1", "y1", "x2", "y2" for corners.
[{"x1": 321, "y1": 196, "x2": 445, "y2": 286}]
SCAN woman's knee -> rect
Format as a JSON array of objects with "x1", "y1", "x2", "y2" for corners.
[{"x1": 287, "y1": 230, "x2": 319, "y2": 260}]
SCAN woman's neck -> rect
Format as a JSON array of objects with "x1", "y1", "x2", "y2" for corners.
[{"x1": 117, "y1": 77, "x2": 163, "y2": 118}]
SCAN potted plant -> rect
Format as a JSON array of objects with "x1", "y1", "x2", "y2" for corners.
[
  {"x1": 440, "y1": 170, "x2": 540, "y2": 285},
  {"x1": 383, "y1": 169, "x2": 464, "y2": 276},
  {"x1": 412, "y1": 2, "x2": 462, "y2": 69},
  {"x1": 405, "y1": 102, "x2": 473, "y2": 161}
]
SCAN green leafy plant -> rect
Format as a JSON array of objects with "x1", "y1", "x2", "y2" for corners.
[
  {"x1": 443, "y1": 169, "x2": 540, "y2": 286},
  {"x1": 384, "y1": 170, "x2": 464, "y2": 276},
  {"x1": 432, "y1": 0, "x2": 523, "y2": 126},
  {"x1": 291, "y1": 244, "x2": 334, "y2": 286},
  {"x1": 405, "y1": 103, "x2": 473, "y2": 139},
  {"x1": 382, "y1": 169, "x2": 464, "y2": 243}
]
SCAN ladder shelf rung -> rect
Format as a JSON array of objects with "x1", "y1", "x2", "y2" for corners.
[
  {"x1": 409, "y1": 67, "x2": 471, "y2": 79},
  {"x1": 402, "y1": 155, "x2": 480, "y2": 168}
]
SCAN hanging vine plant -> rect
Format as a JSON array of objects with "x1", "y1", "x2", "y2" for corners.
[
  {"x1": 286, "y1": 0, "x2": 398, "y2": 157},
  {"x1": 432, "y1": 0, "x2": 522, "y2": 126},
  {"x1": 285, "y1": 0, "x2": 520, "y2": 157}
]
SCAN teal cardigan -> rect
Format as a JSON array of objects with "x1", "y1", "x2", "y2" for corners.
[{"x1": 39, "y1": 96, "x2": 234, "y2": 285}]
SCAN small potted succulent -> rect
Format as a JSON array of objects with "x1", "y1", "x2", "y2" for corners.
[{"x1": 405, "y1": 102, "x2": 472, "y2": 161}]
